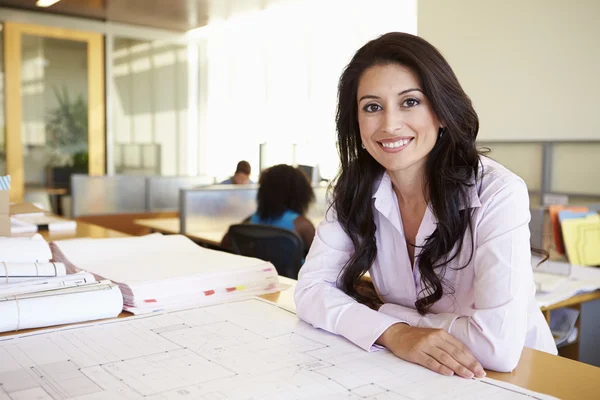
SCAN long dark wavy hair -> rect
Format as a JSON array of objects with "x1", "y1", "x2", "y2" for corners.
[
  {"x1": 257, "y1": 164, "x2": 315, "y2": 220},
  {"x1": 333, "y1": 32, "x2": 482, "y2": 315}
]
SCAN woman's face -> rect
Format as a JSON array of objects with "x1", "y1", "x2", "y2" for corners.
[{"x1": 357, "y1": 63, "x2": 441, "y2": 175}]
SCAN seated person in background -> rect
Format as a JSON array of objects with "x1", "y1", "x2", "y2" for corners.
[
  {"x1": 220, "y1": 160, "x2": 253, "y2": 184},
  {"x1": 222, "y1": 164, "x2": 316, "y2": 252}
]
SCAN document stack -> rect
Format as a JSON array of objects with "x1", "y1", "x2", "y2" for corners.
[
  {"x1": 10, "y1": 202, "x2": 77, "y2": 234},
  {"x1": 51, "y1": 234, "x2": 282, "y2": 314},
  {"x1": 0, "y1": 234, "x2": 123, "y2": 333},
  {"x1": 533, "y1": 256, "x2": 600, "y2": 308}
]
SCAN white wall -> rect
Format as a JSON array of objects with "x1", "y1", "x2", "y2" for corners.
[
  {"x1": 418, "y1": 0, "x2": 600, "y2": 199},
  {"x1": 418, "y1": 0, "x2": 600, "y2": 141},
  {"x1": 112, "y1": 38, "x2": 188, "y2": 176},
  {"x1": 196, "y1": 0, "x2": 418, "y2": 182}
]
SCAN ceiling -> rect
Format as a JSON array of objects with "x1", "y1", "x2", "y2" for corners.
[{"x1": 0, "y1": 0, "x2": 260, "y2": 32}]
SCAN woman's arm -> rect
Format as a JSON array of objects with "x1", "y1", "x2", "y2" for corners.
[
  {"x1": 293, "y1": 215, "x2": 316, "y2": 251},
  {"x1": 294, "y1": 210, "x2": 402, "y2": 351},
  {"x1": 296, "y1": 209, "x2": 483, "y2": 377},
  {"x1": 378, "y1": 178, "x2": 536, "y2": 372}
]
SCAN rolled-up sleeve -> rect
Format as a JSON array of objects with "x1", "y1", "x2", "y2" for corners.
[
  {"x1": 378, "y1": 178, "x2": 534, "y2": 372},
  {"x1": 295, "y1": 210, "x2": 402, "y2": 351}
]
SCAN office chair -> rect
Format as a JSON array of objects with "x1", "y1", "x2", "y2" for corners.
[{"x1": 226, "y1": 224, "x2": 304, "y2": 279}]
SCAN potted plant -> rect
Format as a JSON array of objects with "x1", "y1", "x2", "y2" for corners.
[{"x1": 45, "y1": 86, "x2": 88, "y2": 190}]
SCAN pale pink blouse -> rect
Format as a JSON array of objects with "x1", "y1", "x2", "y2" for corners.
[{"x1": 295, "y1": 157, "x2": 557, "y2": 372}]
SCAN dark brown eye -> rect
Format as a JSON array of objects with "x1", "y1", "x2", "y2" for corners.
[
  {"x1": 402, "y1": 98, "x2": 420, "y2": 108},
  {"x1": 363, "y1": 104, "x2": 382, "y2": 113}
]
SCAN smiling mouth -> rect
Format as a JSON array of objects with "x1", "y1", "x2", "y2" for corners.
[{"x1": 377, "y1": 137, "x2": 414, "y2": 151}]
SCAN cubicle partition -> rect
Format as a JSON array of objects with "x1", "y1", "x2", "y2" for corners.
[
  {"x1": 479, "y1": 140, "x2": 600, "y2": 206},
  {"x1": 179, "y1": 185, "x2": 259, "y2": 239},
  {"x1": 72, "y1": 175, "x2": 148, "y2": 217},
  {"x1": 485, "y1": 141, "x2": 600, "y2": 254},
  {"x1": 179, "y1": 183, "x2": 331, "y2": 245},
  {"x1": 71, "y1": 174, "x2": 214, "y2": 235},
  {"x1": 72, "y1": 174, "x2": 215, "y2": 217},
  {"x1": 147, "y1": 176, "x2": 215, "y2": 212}
]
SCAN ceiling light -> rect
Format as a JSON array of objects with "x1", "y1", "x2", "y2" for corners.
[{"x1": 36, "y1": 0, "x2": 61, "y2": 7}]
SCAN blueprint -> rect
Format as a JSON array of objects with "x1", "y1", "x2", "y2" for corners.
[{"x1": 0, "y1": 298, "x2": 555, "y2": 400}]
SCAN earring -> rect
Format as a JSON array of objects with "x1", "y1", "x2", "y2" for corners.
[
  {"x1": 361, "y1": 143, "x2": 366, "y2": 149},
  {"x1": 438, "y1": 127, "x2": 445, "y2": 138}
]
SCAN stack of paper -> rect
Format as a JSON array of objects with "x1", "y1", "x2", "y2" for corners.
[
  {"x1": 0, "y1": 236, "x2": 123, "y2": 333},
  {"x1": 0, "y1": 261, "x2": 66, "y2": 283},
  {"x1": 0, "y1": 234, "x2": 52, "y2": 262},
  {"x1": 51, "y1": 234, "x2": 283, "y2": 314},
  {"x1": 533, "y1": 256, "x2": 600, "y2": 307},
  {"x1": 549, "y1": 308, "x2": 580, "y2": 348},
  {"x1": 11, "y1": 213, "x2": 77, "y2": 233}
]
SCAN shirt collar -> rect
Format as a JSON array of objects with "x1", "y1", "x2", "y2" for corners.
[{"x1": 372, "y1": 171, "x2": 482, "y2": 212}]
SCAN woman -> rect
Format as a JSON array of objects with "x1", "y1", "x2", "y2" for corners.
[
  {"x1": 222, "y1": 164, "x2": 316, "y2": 252},
  {"x1": 294, "y1": 32, "x2": 556, "y2": 377}
]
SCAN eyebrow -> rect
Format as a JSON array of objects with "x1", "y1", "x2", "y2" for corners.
[{"x1": 358, "y1": 88, "x2": 423, "y2": 103}]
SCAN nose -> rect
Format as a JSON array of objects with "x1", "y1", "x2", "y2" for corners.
[{"x1": 382, "y1": 108, "x2": 404, "y2": 135}]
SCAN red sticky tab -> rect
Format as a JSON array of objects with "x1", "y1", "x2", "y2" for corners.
[
  {"x1": 144, "y1": 299, "x2": 157, "y2": 303},
  {"x1": 225, "y1": 287, "x2": 236, "y2": 292},
  {"x1": 204, "y1": 290, "x2": 215, "y2": 296}
]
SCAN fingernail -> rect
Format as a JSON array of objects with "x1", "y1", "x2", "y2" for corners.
[
  {"x1": 464, "y1": 371, "x2": 474, "y2": 379},
  {"x1": 475, "y1": 368, "x2": 486, "y2": 378}
]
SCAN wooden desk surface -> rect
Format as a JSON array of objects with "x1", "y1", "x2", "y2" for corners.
[
  {"x1": 134, "y1": 216, "x2": 323, "y2": 247},
  {"x1": 134, "y1": 217, "x2": 180, "y2": 234},
  {"x1": 2, "y1": 271, "x2": 599, "y2": 398},
  {"x1": 9, "y1": 219, "x2": 600, "y2": 398},
  {"x1": 134, "y1": 217, "x2": 223, "y2": 246},
  {"x1": 12, "y1": 220, "x2": 129, "y2": 241}
]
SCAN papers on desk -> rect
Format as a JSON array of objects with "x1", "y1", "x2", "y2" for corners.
[
  {"x1": 0, "y1": 234, "x2": 52, "y2": 262},
  {"x1": 0, "y1": 276, "x2": 123, "y2": 333},
  {"x1": 51, "y1": 234, "x2": 283, "y2": 314},
  {"x1": 11, "y1": 213, "x2": 77, "y2": 232},
  {"x1": 0, "y1": 235, "x2": 123, "y2": 333},
  {"x1": 0, "y1": 298, "x2": 557, "y2": 400},
  {"x1": 550, "y1": 307, "x2": 580, "y2": 348},
  {"x1": 533, "y1": 256, "x2": 600, "y2": 308},
  {"x1": 0, "y1": 261, "x2": 66, "y2": 283}
]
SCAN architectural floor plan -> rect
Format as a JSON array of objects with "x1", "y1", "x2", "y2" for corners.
[{"x1": 0, "y1": 298, "x2": 554, "y2": 399}]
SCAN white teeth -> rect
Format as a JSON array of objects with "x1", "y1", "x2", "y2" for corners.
[{"x1": 381, "y1": 138, "x2": 411, "y2": 148}]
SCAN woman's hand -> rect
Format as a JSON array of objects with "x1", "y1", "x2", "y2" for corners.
[{"x1": 377, "y1": 323, "x2": 485, "y2": 379}]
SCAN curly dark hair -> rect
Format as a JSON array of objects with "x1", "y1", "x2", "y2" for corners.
[
  {"x1": 257, "y1": 164, "x2": 315, "y2": 220},
  {"x1": 334, "y1": 32, "x2": 482, "y2": 315}
]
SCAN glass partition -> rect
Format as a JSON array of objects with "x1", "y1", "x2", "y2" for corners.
[
  {"x1": 180, "y1": 184, "x2": 331, "y2": 244},
  {"x1": 71, "y1": 175, "x2": 147, "y2": 217},
  {"x1": 147, "y1": 175, "x2": 214, "y2": 212},
  {"x1": 21, "y1": 35, "x2": 89, "y2": 191}
]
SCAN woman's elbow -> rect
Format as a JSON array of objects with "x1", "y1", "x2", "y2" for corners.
[
  {"x1": 294, "y1": 278, "x2": 314, "y2": 320},
  {"x1": 478, "y1": 338, "x2": 524, "y2": 372}
]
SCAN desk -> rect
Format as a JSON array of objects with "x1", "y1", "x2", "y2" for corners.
[
  {"x1": 134, "y1": 216, "x2": 323, "y2": 247},
  {"x1": 12, "y1": 220, "x2": 129, "y2": 241},
  {"x1": 6, "y1": 278, "x2": 597, "y2": 399},
  {"x1": 8, "y1": 220, "x2": 600, "y2": 398},
  {"x1": 134, "y1": 217, "x2": 223, "y2": 246}
]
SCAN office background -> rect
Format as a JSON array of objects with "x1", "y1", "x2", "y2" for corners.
[{"x1": 0, "y1": 0, "x2": 599, "y2": 370}]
